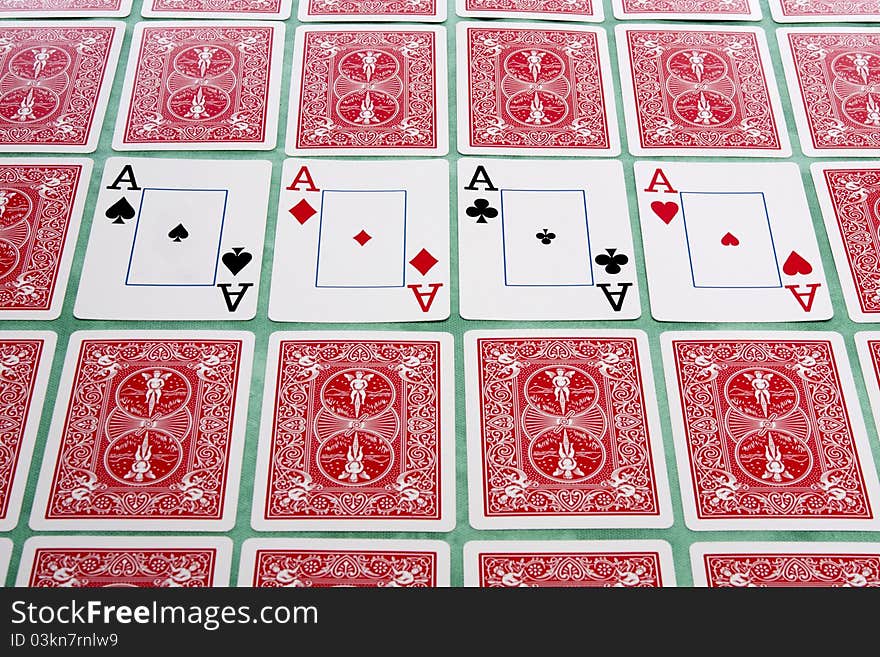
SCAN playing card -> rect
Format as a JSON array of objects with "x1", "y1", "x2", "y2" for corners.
[
  {"x1": 30, "y1": 331, "x2": 253, "y2": 531},
  {"x1": 0, "y1": 538, "x2": 10, "y2": 585},
  {"x1": 287, "y1": 25, "x2": 447, "y2": 156},
  {"x1": 0, "y1": 332, "x2": 54, "y2": 532},
  {"x1": 458, "y1": 159, "x2": 639, "y2": 320},
  {"x1": 611, "y1": 0, "x2": 761, "y2": 20},
  {"x1": 252, "y1": 332, "x2": 455, "y2": 531},
  {"x1": 16, "y1": 536, "x2": 233, "y2": 587},
  {"x1": 142, "y1": 0, "x2": 292, "y2": 19},
  {"x1": 855, "y1": 332, "x2": 880, "y2": 441},
  {"x1": 301, "y1": 0, "x2": 446, "y2": 21},
  {"x1": 778, "y1": 28, "x2": 880, "y2": 157},
  {"x1": 269, "y1": 159, "x2": 449, "y2": 323},
  {"x1": 113, "y1": 21, "x2": 284, "y2": 151},
  {"x1": 769, "y1": 0, "x2": 880, "y2": 23},
  {"x1": 616, "y1": 24, "x2": 790, "y2": 157},
  {"x1": 0, "y1": 0, "x2": 132, "y2": 16},
  {"x1": 465, "y1": 330, "x2": 672, "y2": 529},
  {"x1": 811, "y1": 163, "x2": 880, "y2": 323},
  {"x1": 463, "y1": 541, "x2": 676, "y2": 587},
  {"x1": 0, "y1": 158, "x2": 91, "y2": 319},
  {"x1": 238, "y1": 539, "x2": 450, "y2": 587},
  {"x1": 635, "y1": 161, "x2": 831, "y2": 323},
  {"x1": 662, "y1": 331, "x2": 880, "y2": 531},
  {"x1": 457, "y1": 22, "x2": 619, "y2": 156},
  {"x1": 75, "y1": 158, "x2": 270, "y2": 321},
  {"x1": 456, "y1": 0, "x2": 602, "y2": 22},
  {"x1": 691, "y1": 542, "x2": 880, "y2": 587},
  {"x1": 0, "y1": 22, "x2": 123, "y2": 153}
]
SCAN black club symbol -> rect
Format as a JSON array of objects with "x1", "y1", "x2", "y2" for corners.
[
  {"x1": 594, "y1": 248, "x2": 629, "y2": 274},
  {"x1": 536, "y1": 229, "x2": 556, "y2": 245},
  {"x1": 466, "y1": 198, "x2": 498, "y2": 224}
]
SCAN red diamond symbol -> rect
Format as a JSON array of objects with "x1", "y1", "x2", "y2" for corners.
[
  {"x1": 289, "y1": 199, "x2": 316, "y2": 225},
  {"x1": 409, "y1": 248, "x2": 438, "y2": 275},
  {"x1": 353, "y1": 229, "x2": 372, "y2": 246}
]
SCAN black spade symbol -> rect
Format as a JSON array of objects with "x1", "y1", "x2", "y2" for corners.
[
  {"x1": 167, "y1": 223, "x2": 189, "y2": 242},
  {"x1": 105, "y1": 197, "x2": 135, "y2": 224},
  {"x1": 221, "y1": 247, "x2": 253, "y2": 276}
]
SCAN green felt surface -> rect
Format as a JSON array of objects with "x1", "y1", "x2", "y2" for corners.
[{"x1": 3, "y1": 0, "x2": 880, "y2": 587}]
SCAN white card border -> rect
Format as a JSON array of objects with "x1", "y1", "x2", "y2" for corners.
[
  {"x1": 286, "y1": 25, "x2": 449, "y2": 156},
  {"x1": 616, "y1": 23, "x2": 791, "y2": 158},
  {"x1": 0, "y1": 331, "x2": 55, "y2": 532},
  {"x1": 456, "y1": 22, "x2": 620, "y2": 157},
  {"x1": 73, "y1": 156, "x2": 272, "y2": 321},
  {"x1": 662, "y1": 330, "x2": 880, "y2": 531},
  {"x1": 251, "y1": 331, "x2": 456, "y2": 532},
  {"x1": 463, "y1": 539, "x2": 676, "y2": 587},
  {"x1": 690, "y1": 541, "x2": 880, "y2": 587},
  {"x1": 0, "y1": 21, "x2": 124, "y2": 154},
  {"x1": 465, "y1": 329, "x2": 673, "y2": 529},
  {"x1": 768, "y1": 0, "x2": 880, "y2": 23},
  {"x1": 455, "y1": 0, "x2": 603, "y2": 22},
  {"x1": 611, "y1": 0, "x2": 761, "y2": 21},
  {"x1": 0, "y1": 158, "x2": 91, "y2": 320},
  {"x1": 142, "y1": 0, "x2": 292, "y2": 19},
  {"x1": 113, "y1": 21, "x2": 285, "y2": 152},
  {"x1": 301, "y1": 0, "x2": 446, "y2": 21},
  {"x1": 15, "y1": 535, "x2": 234, "y2": 587},
  {"x1": 811, "y1": 161, "x2": 880, "y2": 323},
  {"x1": 238, "y1": 538, "x2": 451, "y2": 587},
  {"x1": 30, "y1": 330, "x2": 254, "y2": 531},
  {"x1": 0, "y1": 0, "x2": 132, "y2": 17},
  {"x1": 778, "y1": 27, "x2": 880, "y2": 158}
]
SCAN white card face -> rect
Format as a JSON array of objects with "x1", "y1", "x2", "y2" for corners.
[
  {"x1": 458, "y1": 159, "x2": 639, "y2": 320},
  {"x1": 269, "y1": 159, "x2": 450, "y2": 322},
  {"x1": 30, "y1": 330, "x2": 254, "y2": 532},
  {"x1": 75, "y1": 158, "x2": 271, "y2": 320},
  {"x1": 690, "y1": 542, "x2": 880, "y2": 587},
  {"x1": 768, "y1": 0, "x2": 880, "y2": 23},
  {"x1": 0, "y1": 538, "x2": 10, "y2": 585},
  {"x1": 237, "y1": 539, "x2": 451, "y2": 587},
  {"x1": 611, "y1": 0, "x2": 761, "y2": 21},
  {"x1": 635, "y1": 161, "x2": 831, "y2": 322},
  {"x1": 300, "y1": 0, "x2": 446, "y2": 21},
  {"x1": 463, "y1": 540, "x2": 677, "y2": 587},
  {"x1": 15, "y1": 536, "x2": 233, "y2": 587},
  {"x1": 142, "y1": 0, "x2": 293, "y2": 19},
  {"x1": 0, "y1": 0, "x2": 133, "y2": 17},
  {"x1": 0, "y1": 331, "x2": 55, "y2": 532},
  {"x1": 455, "y1": 0, "x2": 603, "y2": 22}
]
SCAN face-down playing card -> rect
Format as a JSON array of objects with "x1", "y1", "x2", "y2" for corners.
[
  {"x1": 465, "y1": 330, "x2": 673, "y2": 529},
  {"x1": 691, "y1": 542, "x2": 880, "y2": 587},
  {"x1": 635, "y1": 161, "x2": 831, "y2": 322},
  {"x1": 611, "y1": 0, "x2": 761, "y2": 21},
  {"x1": 238, "y1": 539, "x2": 450, "y2": 587},
  {"x1": 270, "y1": 159, "x2": 449, "y2": 323},
  {"x1": 252, "y1": 332, "x2": 455, "y2": 531},
  {"x1": 458, "y1": 159, "x2": 639, "y2": 320},
  {"x1": 456, "y1": 0, "x2": 602, "y2": 22},
  {"x1": 0, "y1": 0, "x2": 132, "y2": 17},
  {"x1": 463, "y1": 540, "x2": 676, "y2": 587},
  {"x1": 75, "y1": 158, "x2": 270, "y2": 320},
  {"x1": 662, "y1": 331, "x2": 880, "y2": 531},
  {"x1": 0, "y1": 158, "x2": 91, "y2": 319},
  {"x1": 30, "y1": 331, "x2": 254, "y2": 531},
  {"x1": 16, "y1": 536, "x2": 233, "y2": 587},
  {"x1": 301, "y1": 0, "x2": 445, "y2": 21}
]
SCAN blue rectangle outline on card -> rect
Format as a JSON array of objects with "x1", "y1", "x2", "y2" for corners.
[
  {"x1": 314, "y1": 189, "x2": 407, "y2": 289},
  {"x1": 124, "y1": 187, "x2": 228, "y2": 287},
  {"x1": 682, "y1": 191, "x2": 782, "y2": 289},
  {"x1": 500, "y1": 189, "x2": 593, "y2": 287}
]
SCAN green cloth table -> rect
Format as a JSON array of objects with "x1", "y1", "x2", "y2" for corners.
[{"x1": 3, "y1": 0, "x2": 880, "y2": 587}]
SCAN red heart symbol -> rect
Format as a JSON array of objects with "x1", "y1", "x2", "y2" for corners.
[
  {"x1": 783, "y1": 251, "x2": 812, "y2": 276},
  {"x1": 720, "y1": 232, "x2": 739, "y2": 246},
  {"x1": 650, "y1": 201, "x2": 679, "y2": 224}
]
